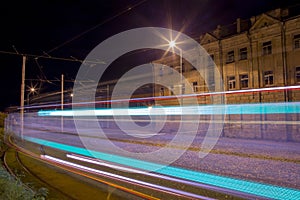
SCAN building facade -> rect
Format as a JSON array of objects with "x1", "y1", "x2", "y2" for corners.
[{"x1": 153, "y1": 7, "x2": 300, "y2": 105}]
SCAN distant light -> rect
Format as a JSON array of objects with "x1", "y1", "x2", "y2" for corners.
[
  {"x1": 169, "y1": 40, "x2": 176, "y2": 48},
  {"x1": 30, "y1": 87, "x2": 35, "y2": 92},
  {"x1": 70, "y1": 93, "x2": 73, "y2": 97}
]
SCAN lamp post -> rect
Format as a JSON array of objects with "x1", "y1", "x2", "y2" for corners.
[{"x1": 169, "y1": 41, "x2": 183, "y2": 105}]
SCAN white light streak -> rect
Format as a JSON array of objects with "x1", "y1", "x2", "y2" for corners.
[{"x1": 41, "y1": 155, "x2": 215, "y2": 200}]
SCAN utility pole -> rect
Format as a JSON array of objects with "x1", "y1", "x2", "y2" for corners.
[
  {"x1": 179, "y1": 48, "x2": 183, "y2": 106},
  {"x1": 106, "y1": 84, "x2": 109, "y2": 128},
  {"x1": 20, "y1": 56, "x2": 26, "y2": 139},
  {"x1": 61, "y1": 74, "x2": 64, "y2": 110},
  {"x1": 61, "y1": 74, "x2": 64, "y2": 132}
]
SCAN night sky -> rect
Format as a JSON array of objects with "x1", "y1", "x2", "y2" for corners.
[{"x1": 0, "y1": 0, "x2": 298, "y2": 111}]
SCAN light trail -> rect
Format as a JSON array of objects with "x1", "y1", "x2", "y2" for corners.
[
  {"x1": 67, "y1": 153, "x2": 154, "y2": 174},
  {"x1": 67, "y1": 153, "x2": 266, "y2": 199},
  {"x1": 38, "y1": 102, "x2": 300, "y2": 116},
  {"x1": 23, "y1": 84, "x2": 300, "y2": 110},
  {"x1": 42, "y1": 155, "x2": 215, "y2": 200},
  {"x1": 25, "y1": 136, "x2": 300, "y2": 200},
  {"x1": 62, "y1": 117, "x2": 300, "y2": 125}
]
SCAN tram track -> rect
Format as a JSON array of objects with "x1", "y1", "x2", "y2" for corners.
[
  {"x1": 15, "y1": 151, "x2": 77, "y2": 200},
  {"x1": 3, "y1": 147, "x2": 76, "y2": 200},
  {"x1": 3, "y1": 136, "x2": 159, "y2": 200},
  {"x1": 4, "y1": 134, "x2": 244, "y2": 200},
  {"x1": 4, "y1": 124, "x2": 300, "y2": 200}
]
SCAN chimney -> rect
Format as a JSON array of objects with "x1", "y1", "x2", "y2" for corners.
[
  {"x1": 213, "y1": 25, "x2": 222, "y2": 38},
  {"x1": 237, "y1": 18, "x2": 241, "y2": 33},
  {"x1": 250, "y1": 16, "x2": 256, "y2": 25}
]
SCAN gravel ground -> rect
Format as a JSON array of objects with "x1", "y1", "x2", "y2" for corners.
[{"x1": 21, "y1": 123, "x2": 300, "y2": 191}]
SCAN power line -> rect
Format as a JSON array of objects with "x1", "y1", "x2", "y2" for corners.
[
  {"x1": 0, "y1": 50, "x2": 104, "y2": 64},
  {"x1": 1, "y1": 1, "x2": 149, "y2": 65},
  {"x1": 46, "y1": 0, "x2": 148, "y2": 54},
  {"x1": 0, "y1": 1, "x2": 155, "y2": 67}
]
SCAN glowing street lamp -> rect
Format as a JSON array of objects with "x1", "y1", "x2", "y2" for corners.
[{"x1": 169, "y1": 40, "x2": 176, "y2": 48}]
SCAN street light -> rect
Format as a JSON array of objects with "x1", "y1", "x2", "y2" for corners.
[
  {"x1": 169, "y1": 40, "x2": 176, "y2": 48},
  {"x1": 169, "y1": 40, "x2": 183, "y2": 105}
]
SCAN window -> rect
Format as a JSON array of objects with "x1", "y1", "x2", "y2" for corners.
[
  {"x1": 264, "y1": 71, "x2": 274, "y2": 86},
  {"x1": 207, "y1": 65, "x2": 215, "y2": 90},
  {"x1": 175, "y1": 63, "x2": 185, "y2": 73},
  {"x1": 296, "y1": 67, "x2": 300, "y2": 83},
  {"x1": 226, "y1": 51, "x2": 235, "y2": 63},
  {"x1": 294, "y1": 34, "x2": 300, "y2": 49},
  {"x1": 160, "y1": 87, "x2": 165, "y2": 96},
  {"x1": 182, "y1": 83, "x2": 185, "y2": 94},
  {"x1": 240, "y1": 74, "x2": 249, "y2": 88},
  {"x1": 262, "y1": 41, "x2": 272, "y2": 55},
  {"x1": 170, "y1": 85, "x2": 174, "y2": 95},
  {"x1": 159, "y1": 66, "x2": 164, "y2": 76},
  {"x1": 227, "y1": 76, "x2": 236, "y2": 90},
  {"x1": 239, "y1": 47, "x2": 247, "y2": 60},
  {"x1": 193, "y1": 82, "x2": 198, "y2": 92},
  {"x1": 169, "y1": 65, "x2": 174, "y2": 74}
]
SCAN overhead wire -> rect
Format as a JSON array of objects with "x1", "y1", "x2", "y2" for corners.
[
  {"x1": 46, "y1": 0, "x2": 149, "y2": 55},
  {"x1": 0, "y1": 0, "x2": 149, "y2": 64},
  {"x1": 0, "y1": 0, "x2": 153, "y2": 99},
  {"x1": 0, "y1": 50, "x2": 85, "y2": 63}
]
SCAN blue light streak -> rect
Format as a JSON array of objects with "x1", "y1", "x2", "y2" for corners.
[
  {"x1": 38, "y1": 102, "x2": 300, "y2": 116},
  {"x1": 23, "y1": 85, "x2": 300, "y2": 111},
  {"x1": 24, "y1": 136, "x2": 300, "y2": 199}
]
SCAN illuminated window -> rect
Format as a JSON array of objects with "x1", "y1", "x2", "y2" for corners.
[
  {"x1": 226, "y1": 51, "x2": 235, "y2": 63},
  {"x1": 264, "y1": 71, "x2": 274, "y2": 86},
  {"x1": 227, "y1": 76, "x2": 236, "y2": 90},
  {"x1": 239, "y1": 47, "x2": 247, "y2": 60},
  {"x1": 262, "y1": 41, "x2": 272, "y2": 55},
  {"x1": 296, "y1": 66, "x2": 300, "y2": 83},
  {"x1": 240, "y1": 74, "x2": 249, "y2": 88},
  {"x1": 294, "y1": 34, "x2": 300, "y2": 49}
]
